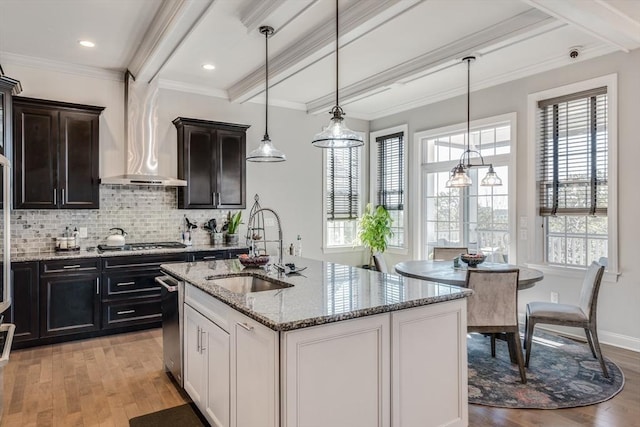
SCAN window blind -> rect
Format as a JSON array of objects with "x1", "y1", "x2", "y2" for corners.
[
  {"x1": 376, "y1": 132, "x2": 404, "y2": 210},
  {"x1": 537, "y1": 87, "x2": 608, "y2": 216},
  {"x1": 327, "y1": 148, "x2": 360, "y2": 220}
]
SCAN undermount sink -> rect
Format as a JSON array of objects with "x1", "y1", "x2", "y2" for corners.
[{"x1": 209, "y1": 275, "x2": 292, "y2": 294}]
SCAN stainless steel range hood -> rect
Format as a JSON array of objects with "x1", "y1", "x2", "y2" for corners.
[{"x1": 100, "y1": 71, "x2": 186, "y2": 187}]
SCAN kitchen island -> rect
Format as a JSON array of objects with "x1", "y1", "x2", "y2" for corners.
[{"x1": 161, "y1": 257, "x2": 473, "y2": 427}]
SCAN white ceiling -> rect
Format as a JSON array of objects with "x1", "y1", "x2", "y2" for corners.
[{"x1": 1, "y1": 0, "x2": 639, "y2": 120}]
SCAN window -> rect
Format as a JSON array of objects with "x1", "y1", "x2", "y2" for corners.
[
  {"x1": 371, "y1": 125, "x2": 407, "y2": 249},
  {"x1": 537, "y1": 88, "x2": 608, "y2": 267},
  {"x1": 417, "y1": 114, "x2": 515, "y2": 263},
  {"x1": 325, "y1": 146, "x2": 362, "y2": 248},
  {"x1": 528, "y1": 74, "x2": 617, "y2": 276}
]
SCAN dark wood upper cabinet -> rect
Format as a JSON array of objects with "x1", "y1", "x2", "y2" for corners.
[
  {"x1": 13, "y1": 96, "x2": 103, "y2": 209},
  {"x1": 173, "y1": 117, "x2": 249, "y2": 209}
]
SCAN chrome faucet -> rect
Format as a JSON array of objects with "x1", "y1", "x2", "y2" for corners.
[{"x1": 247, "y1": 208, "x2": 284, "y2": 268}]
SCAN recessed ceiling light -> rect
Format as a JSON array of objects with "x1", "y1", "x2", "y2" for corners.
[
  {"x1": 79, "y1": 40, "x2": 95, "y2": 48},
  {"x1": 202, "y1": 64, "x2": 215, "y2": 71}
]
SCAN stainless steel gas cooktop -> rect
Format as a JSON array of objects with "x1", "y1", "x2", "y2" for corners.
[{"x1": 97, "y1": 242, "x2": 187, "y2": 253}]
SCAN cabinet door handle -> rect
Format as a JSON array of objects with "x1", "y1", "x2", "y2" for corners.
[
  {"x1": 237, "y1": 322, "x2": 254, "y2": 332},
  {"x1": 62, "y1": 265, "x2": 82, "y2": 269},
  {"x1": 216, "y1": 192, "x2": 220, "y2": 207},
  {"x1": 196, "y1": 326, "x2": 201, "y2": 353},
  {"x1": 117, "y1": 309, "x2": 135, "y2": 315},
  {"x1": 62, "y1": 188, "x2": 65, "y2": 204},
  {"x1": 53, "y1": 188, "x2": 57, "y2": 204},
  {"x1": 116, "y1": 281, "x2": 136, "y2": 287},
  {"x1": 96, "y1": 278, "x2": 100, "y2": 295},
  {"x1": 200, "y1": 330, "x2": 206, "y2": 351}
]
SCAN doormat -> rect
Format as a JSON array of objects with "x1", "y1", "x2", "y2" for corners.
[
  {"x1": 129, "y1": 403, "x2": 207, "y2": 427},
  {"x1": 467, "y1": 330, "x2": 624, "y2": 409}
]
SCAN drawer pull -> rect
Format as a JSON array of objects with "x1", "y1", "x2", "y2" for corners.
[
  {"x1": 117, "y1": 309, "x2": 136, "y2": 315},
  {"x1": 202, "y1": 256, "x2": 217, "y2": 260},
  {"x1": 237, "y1": 322, "x2": 254, "y2": 332},
  {"x1": 116, "y1": 281, "x2": 136, "y2": 287},
  {"x1": 62, "y1": 265, "x2": 82, "y2": 269}
]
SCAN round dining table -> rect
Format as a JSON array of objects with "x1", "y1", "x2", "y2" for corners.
[{"x1": 394, "y1": 260, "x2": 544, "y2": 290}]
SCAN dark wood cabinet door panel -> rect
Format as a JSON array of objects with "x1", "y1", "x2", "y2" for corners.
[
  {"x1": 0, "y1": 262, "x2": 39, "y2": 343},
  {"x1": 59, "y1": 111, "x2": 100, "y2": 208},
  {"x1": 40, "y1": 273, "x2": 100, "y2": 337},
  {"x1": 174, "y1": 117, "x2": 249, "y2": 209},
  {"x1": 13, "y1": 105, "x2": 58, "y2": 208},
  {"x1": 183, "y1": 127, "x2": 215, "y2": 208},
  {"x1": 217, "y1": 129, "x2": 245, "y2": 208},
  {"x1": 13, "y1": 96, "x2": 103, "y2": 210}
]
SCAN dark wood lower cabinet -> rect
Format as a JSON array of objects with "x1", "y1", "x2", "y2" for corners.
[
  {"x1": 1, "y1": 262, "x2": 39, "y2": 344},
  {"x1": 39, "y1": 272, "x2": 101, "y2": 338}
]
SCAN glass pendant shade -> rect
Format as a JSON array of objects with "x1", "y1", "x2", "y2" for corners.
[
  {"x1": 247, "y1": 136, "x2": 286, "y2": 162},
  {"x1": 312, "y1": 0, "x2": 363, "y2": 149},
  {"x1": 247, "y1": 25, "x2": 286, "y2": 162},
  {"x1": 312, "y1": 109, "x2": 364, "y2": 148},
  {"x1": 480, "y1": 165, "x2": 502, "y2": 186},
  {"x1": 446, "y1": 165, "x2": 472, "y2": 188}
]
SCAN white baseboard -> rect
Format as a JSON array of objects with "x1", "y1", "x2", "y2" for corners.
[{"x1": 517, "y1": 313, "x2": 640, "y2": 353}]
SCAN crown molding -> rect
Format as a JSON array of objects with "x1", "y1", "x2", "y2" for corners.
[
  {"x1": 227, "y1": 0, "x2": 422, "y2": 104},
  {"x1": 363, "y1": 43, "x2": 616, "y2": 121},
  {"x1": 306, "y1": 8, "x2": 557, "y2": 114},
  {"x1": 158, "y1": 78, "x2": 228, "y2": 99},
  {"x1": 0, "y1": 51, "x2": 123, "y2": 82},
  {"x1": 523, "y1": 0, "x2": 640, "y2": 52}
]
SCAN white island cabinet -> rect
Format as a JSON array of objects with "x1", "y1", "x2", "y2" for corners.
[{"x1": 163, "y1": 257, "x2": 472, "y2": 427}]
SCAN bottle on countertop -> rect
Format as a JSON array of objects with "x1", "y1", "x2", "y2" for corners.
[
  {"x1": 73, "y1": 227, "x2": 79, "y2": 249},
  {"x1": 289, "y1": 243, "x2": 294, "y2": 256},
  {"x1": 295, "y1": 235, "x2": 302, "y2": 257}
]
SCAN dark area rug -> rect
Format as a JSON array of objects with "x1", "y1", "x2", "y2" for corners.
[
  {"x1": 129, "y1": 403, "x2": 208, "y2": 427},
  {"x1": 467, "y1": 330, "x2": 624, "y2": 409}
]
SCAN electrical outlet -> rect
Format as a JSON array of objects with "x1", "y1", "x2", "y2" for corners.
[
  {"x1": 519, "y1": 229, "x2": 528, "y2": 241},
  {"x1": 79, "y1": 227, "x2": 88, "y2": 238},
  {"x1": 550, "y1": 291, "x2": 559, "y2": 304}
]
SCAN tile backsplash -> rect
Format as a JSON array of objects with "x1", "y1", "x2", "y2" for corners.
[{"x1": 11, "y1": 185, "x2": 234, "y2": 255}]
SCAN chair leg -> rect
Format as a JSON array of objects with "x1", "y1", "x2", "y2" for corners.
[
  {"x1": 584, "y1": 327, "x2": 597, "y2": 358},
  {"x1": 512, "y1": 332, "x2": 527, "y2": 384},
  {"x1": 588, "y1": 325, "x2": 609, "y2": 378},
  {"x1": 524, "y1": 318, "x2": 535, "y2": 368},
  {"x1": 523, "y1": 314, "x2": 528, "y2": 349},
  {"x1": 491, "y1": 334, "x2": 496, "y2": 358}
]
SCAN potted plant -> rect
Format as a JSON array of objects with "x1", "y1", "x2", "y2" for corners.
[
  {"x1": 358, "y1": 203, "x2": 393, "y2": 270},
  {"x1": 223, "y1": 211, "x2": 242, "y2": 245}
]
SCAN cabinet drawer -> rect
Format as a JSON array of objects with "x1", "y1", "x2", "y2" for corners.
[
  {"x1": 41, "y1": 258, "x2": 100, "y2": 275},
  {"x1": 103, "y1": 298, "x2": 161, "y2": 329},
  {"x1": 185, "y1": 283, "x2": 232, "y2": 332},
  {"x1": 189, "y1": 250, "x2": 226, "y2": 262},
  {"x1": 102, "y1": 253, "x2": 187, "y2": 269},
  {"x1": 103, "y1": 268, "x2": 162, "y2": 298}
]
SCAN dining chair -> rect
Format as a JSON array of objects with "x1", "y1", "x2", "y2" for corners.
[
  {"x1": 466, "y1": 268, "x2": 526, "y2": 383},
  {"x1": 373, "y1": 253, "x2": 388, "y2": 273},
  {"x1": 524, "y1": 261, "x2": 608, "y2": 377},
  {"x1": 433, "y1": 247, "x2": 468, "y2": 261}
]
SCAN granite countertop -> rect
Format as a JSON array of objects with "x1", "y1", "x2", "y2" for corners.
[
  {"x1": 11, "y1": 243, "x2": 249, "y2": 263},
  {"x1": 161, "y1": 256, "x2": 473, "y2": 332}
]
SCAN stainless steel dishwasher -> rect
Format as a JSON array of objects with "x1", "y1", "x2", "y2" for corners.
[{"x1": 155, "y1": 274, "x2": 184, "y2": 387}]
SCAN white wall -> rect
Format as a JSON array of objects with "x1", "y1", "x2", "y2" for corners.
[{"x1": 371, "y1": 49, "x2": 640, "y2": 351}]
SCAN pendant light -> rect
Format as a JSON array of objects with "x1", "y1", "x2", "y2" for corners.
[
  {"x1": 311, "y1": 0, "x2": 364, "y2": 149},
  {"x1": 446, "y1": 56, "x2": 502, "y2": 187},
  {"x1": 247, "y1": 26, "x2": 286, "y2": 162}
]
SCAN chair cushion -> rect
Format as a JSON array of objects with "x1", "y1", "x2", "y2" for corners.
[{"x1": 527, "y1": 301, "x2": 587, "y2": 323}]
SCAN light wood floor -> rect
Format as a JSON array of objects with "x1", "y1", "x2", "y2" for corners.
[{"x1": 1, "y1": 329, "x2": 638, "y2": 427}]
